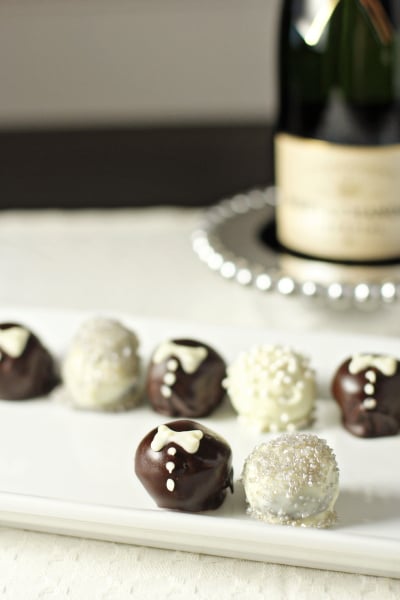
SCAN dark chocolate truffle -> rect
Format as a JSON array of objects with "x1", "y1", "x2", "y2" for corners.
[
  {"x1": 332, "y1": 353, "x2": 400, "y2": 438},
  {"x1": 146, "y1": 339, "x2": 226, "y2": 417},
  {"x1": 135, "y1": 419, "x2": 233, "y2": 512},
  {"x1": 0, "y1": 323, "x2": 58, "y2": 400}
]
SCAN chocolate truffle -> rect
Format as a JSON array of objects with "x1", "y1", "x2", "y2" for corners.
[
  {"x1": 146, "y1": 339, "x2": 226, "y2": 418},
  {"x1": 223, "y1": 345, "x2": 316, "y2": 432},
  {"x1": 135, "y1": 419, "x2": 233, "y2": 512},
  {"x1": 63, "y1": 317, "x2": 141, "y2": 411},
  {"x1": 242, "y1": 433, "x2": 339, "y2": 528},
  {"x1": 0, "y1": 323, "x2": 58, "y2": 400},
  {"x1": 332, "y1": 353, "x2": 400, "y2": 438}
]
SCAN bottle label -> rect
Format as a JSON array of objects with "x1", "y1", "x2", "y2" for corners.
[{"x1": 275, "y1": 133, "x2": 400, "y2": 261}]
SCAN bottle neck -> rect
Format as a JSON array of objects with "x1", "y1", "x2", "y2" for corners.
[{"x1": 278, "y1": 0, "x2": 400, "y2": 144}]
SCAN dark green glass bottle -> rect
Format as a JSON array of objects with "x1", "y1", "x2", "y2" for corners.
[{"x1": 275, "y1": 0, "x2": 400, "y2": 262}]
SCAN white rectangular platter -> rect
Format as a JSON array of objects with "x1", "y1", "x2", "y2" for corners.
[{"x1": 0, "y1": 307, "x2": 399, "y2": 578}]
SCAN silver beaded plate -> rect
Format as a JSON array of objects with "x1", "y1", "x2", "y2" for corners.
[{"x1": 192, "y1": 187, "x2": 400, "y2": 309}]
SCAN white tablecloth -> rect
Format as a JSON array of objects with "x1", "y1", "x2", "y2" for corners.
[{"x1": 0, "y1": 208, "x2": 399, "y2": 599}]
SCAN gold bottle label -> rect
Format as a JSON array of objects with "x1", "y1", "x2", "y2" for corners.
[{"x1": 275, "y1": 133, "x2": 400, "y2": 261}]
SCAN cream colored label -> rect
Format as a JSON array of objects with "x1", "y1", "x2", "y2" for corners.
[{"x1": 275, "y1": 133, "x2": 400, "y2": 261}]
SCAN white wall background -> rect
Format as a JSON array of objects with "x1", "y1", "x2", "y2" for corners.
[{"x1": 0, "y1": 0, "x2": 281, "y2": 127}]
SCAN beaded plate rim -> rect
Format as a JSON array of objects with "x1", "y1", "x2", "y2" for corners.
[{"x1": 191, "y1": 187, "x2": 400, "y2": 309}]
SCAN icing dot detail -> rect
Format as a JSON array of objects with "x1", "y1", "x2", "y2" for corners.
[
  {"x1": 161, "y1": 385, "x2": 172, "y2": 398},
  {"x1": 364, "y1": 383, "x2": 375, "y2": 395},
  {"x1": 365, "y1": 370, "x2": 376, "y2": 383},
  {"x1": 363, "y1": 398, "x2": 377, "y2": 410},
  {"x1": 163, "y1": 372, "x2": 176, "y2": 386},
  {"x1": 166, "y1": 478, "x2": 175, "y2": 492},
  {"x1": 167, "y1": 359, "x2": 179, "y2": 371}
]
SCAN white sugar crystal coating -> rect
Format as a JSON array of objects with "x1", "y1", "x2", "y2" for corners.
[
  {"x1": 242, "y1": 433, "x2": 339, "y2": 528},
  {"x1": 63, "y1": 318, "x2": 141, "y2": 411},
  {"x1": 223, "y1": 345, "x2": 316, "y2": 432}
]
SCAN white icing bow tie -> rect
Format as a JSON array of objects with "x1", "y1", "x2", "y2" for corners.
[
  {"x1": 153, "y1": 341, "x2": 207, "y2": 374},
  {"x1": 0, "y1": 327, "x2": 30, "y2": 358},
  {"x1": 151, "y1": 425, "x2": 204, "y2": 454},
  {"x1": 349, "y1": 354, "x2": 397, "y2": 377}
]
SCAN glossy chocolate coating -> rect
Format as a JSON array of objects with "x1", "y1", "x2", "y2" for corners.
[
  {"x1": 146, "y1": 339, "x2": 226, "y2": 418},
  {"x1": 135, "y1": 419, "x2": 233, "y2": 512},
  {"x1": 332, "y1": 356, "x2": 400, "y2": 438},
  {"x1": 0, "y1": 323, "x2": 58, "y2": 400}
]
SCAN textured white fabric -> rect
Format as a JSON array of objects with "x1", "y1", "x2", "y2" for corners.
[
  {"x1": 0, "y1": 529, "x2": 399, "y2": 600},
  {"x1": 0, "y1": 208, "x2": 399, "y2": 599}
]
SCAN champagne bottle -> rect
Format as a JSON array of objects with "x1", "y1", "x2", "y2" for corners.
[{"x1": 275, "y1": 0, "x2": 400, "y2": 263}]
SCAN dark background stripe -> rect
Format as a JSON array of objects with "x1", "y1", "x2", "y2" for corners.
[{"x1": 0, "y1": 124, "x2": 274, "y2": 209}]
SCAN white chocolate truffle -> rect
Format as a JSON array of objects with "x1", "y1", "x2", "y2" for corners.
[
  {"x1": 223, "y1": 345, "x2": 316, "y2": 432},
  {"x1": 242, "y1": 434, "x2": 339, "y2": 528},
  {"x1": 63, "y1": 318, "x2": 141, "y2": 411}
]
